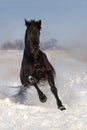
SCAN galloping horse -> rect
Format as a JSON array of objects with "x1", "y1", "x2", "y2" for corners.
[{"x1": 20, "y1": 19, "x2": 66, "y2": 110}]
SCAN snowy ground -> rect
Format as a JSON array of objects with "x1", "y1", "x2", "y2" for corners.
[{"x1": 0, "y1": 50, "x2": 87, "y2": 130}]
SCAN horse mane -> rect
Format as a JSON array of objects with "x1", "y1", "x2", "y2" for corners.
[
  {"x1": 29, "y1": 19, "x2": 36, "y2": 24},
  {"x1": 26, "y1": 19, "x2": 37, "y2": 26}
]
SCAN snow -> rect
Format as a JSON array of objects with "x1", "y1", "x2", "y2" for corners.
[{"x1": 0, "y1": 50, "x2": 87, "y2": 130}]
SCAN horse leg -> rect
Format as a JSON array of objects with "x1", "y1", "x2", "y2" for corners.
[
  {"x1": 29, "y1": 76, "x2": 47, "y2": 103},
  {"x1": 20, "y1": 71, "x2": 47, "y2": 103},
  {"x1": 47, "y1": 71, "x2": 66, "y2": 110}
]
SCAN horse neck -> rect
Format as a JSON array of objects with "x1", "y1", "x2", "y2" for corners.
[
  {"x1": 24, "y1": 30, "x2": 40, "y2": 60},
  {"x1": 24, "y1": 30, "x2": 30, "y2": 50}
]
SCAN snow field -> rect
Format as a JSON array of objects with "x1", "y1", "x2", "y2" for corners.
[{"x1": 0, "y1": 50, "x2": 87, "y2": 130}]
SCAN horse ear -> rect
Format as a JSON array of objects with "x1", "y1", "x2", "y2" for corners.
[
  {"x1": 38, "y1": 20, "x2": 41, "y2": 25},
  {"x1": 37, "y1": 20, "x2": 41, "y2": 30},
  {"x1": 25, "y1": 19, "x2": 29, "y2": 27}
]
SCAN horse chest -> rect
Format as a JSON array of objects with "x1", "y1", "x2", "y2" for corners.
[{"x1": 32, "y1": 61, "x2": 46, "y2": 80}]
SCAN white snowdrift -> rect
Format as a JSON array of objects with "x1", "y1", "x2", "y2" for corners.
[{"x1": 0, "y1": 50, "x2": 87, "y2": 130}]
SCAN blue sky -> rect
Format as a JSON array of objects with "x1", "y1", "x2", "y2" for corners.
[{"x1": 0, "y1": 0, "x2": 87, "y2": 46}]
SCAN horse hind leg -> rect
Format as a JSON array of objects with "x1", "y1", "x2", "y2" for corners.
[{"x1": 29, "y1": 76, "x2": 47, "y2": 103}]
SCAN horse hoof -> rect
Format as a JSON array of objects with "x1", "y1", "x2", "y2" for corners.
[
  {"x1": 58, "y1": 105, "x2": 66, "y2": 111},
  {"x1": 40, "y1": 95, "x2": 47, "y2": 103}
]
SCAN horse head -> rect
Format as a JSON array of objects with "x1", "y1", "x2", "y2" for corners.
[{"x1": 25, "y1": 19, "x2": 41, "y2": 57}]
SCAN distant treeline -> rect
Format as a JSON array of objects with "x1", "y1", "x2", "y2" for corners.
[
  {"x1": 1, "y1": 40, "x2": 24, "y2": 50},
  {"x1": 1, "y1": 39, "x2": 62, "y2": 50}
]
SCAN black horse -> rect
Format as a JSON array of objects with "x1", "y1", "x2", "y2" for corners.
[{"x1": 20, "y1": 19, "x2": 66, "y2": 110}]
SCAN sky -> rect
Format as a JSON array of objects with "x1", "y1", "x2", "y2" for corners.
[{"x1": 0, "y1": 0, "x2": 87, "y2": 46}]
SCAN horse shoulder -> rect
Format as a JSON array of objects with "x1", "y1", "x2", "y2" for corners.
[{"x1": 39, "y1": 50, "x2": 54, "y2": 71}]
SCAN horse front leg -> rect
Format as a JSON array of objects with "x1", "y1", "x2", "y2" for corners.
[
  {"x1": 29, "y1": 76, "x2": 47, "y2": 103},
  {"x1": 47, "y1": 71, "x2": 66, "y2": 111}
]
